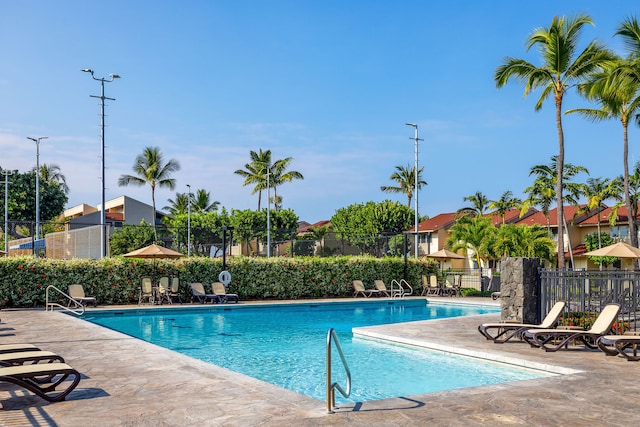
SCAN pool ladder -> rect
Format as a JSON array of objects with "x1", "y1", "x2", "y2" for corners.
[
  {"x1": 390, "y1": 279, "x2": 413, "y2": 298},
  {"x1": 45, "y1": 285, "x2": 85, "y2": 316},
  {"x1": 326, "y1": 328, "x2": 351, "y2": 413}
]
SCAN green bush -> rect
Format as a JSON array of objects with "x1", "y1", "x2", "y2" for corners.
[{"x1": 0, "y1": 255, "x2": 440, "y2": 308}]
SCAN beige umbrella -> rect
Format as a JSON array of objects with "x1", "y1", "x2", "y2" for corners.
[
  {"x1": 122, "y1": 243, "x2": 183, "y2": 259},
  {"x1": 427, "y1": 248, "x2": 465, "y2": 259},
  {"x1": 584, "y1": 241, "x2": 640, "y2": 258}
]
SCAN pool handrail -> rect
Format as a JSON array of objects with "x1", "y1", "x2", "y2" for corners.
[
  {"x1": 45, "y1": 285, "x2": 85, "y2": 316},
  {"x1": 390, "y1": 279, "x2": 413, "y2": 298},
  {"x1": 326, "y1": 328, "x2": 351, "y2": 413}
]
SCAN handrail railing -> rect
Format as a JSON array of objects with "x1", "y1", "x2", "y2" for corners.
[
  {"x1": 390, "y1": 279, "x2": 413, "y2": 298},
  {"x1": 326, "y1": 328, "x2": 351, "y2": 413},
  {"x1": 45, "y1": 285, "x2": 85, "y2": 316}
]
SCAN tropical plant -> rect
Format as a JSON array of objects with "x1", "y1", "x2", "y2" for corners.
[
  {"x1": 489, "y1": 190, "x2": 522, "y2": 224},
  {"x1": 109, "y1": 220, "x2": 156, "y2": 255},
  {"x1": 494, "y1": 224, "x2": 555, "y2": 262},
  {"x1": 459, "y1": 191, "x2": 490, "y2": 215},
  {"x1": 446, "y1": 214, "x2": 496, "y2": 269},
  {"x1": 306, "y1": 224, "x2": 330, "y2": 256},
  {"x1": 118, "y1": 146, "x2": 181, "y2": 241},
  {"x1": 495, "y1": 14, "x2": 614, "y2": 268},
  {"x1": 584, "y1": 232, "x2": 618, "y2": 268},
  {"x1": 380, "y1": 164, "x2": 427, "y2": 207},
  {"x1": 38, "y1": 163, "x2": 69, "y2": 195},
  {"x1": 191, "y1": 189, "x2": 220, "y2": 213},
  {"x1": 577, "y1": 177, "x2": 623, "y2": 248},
  {"x1": 234, "y1": 149, "x2": 304, "y2": 211}
]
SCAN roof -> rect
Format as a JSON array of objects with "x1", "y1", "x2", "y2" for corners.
[
  {"x1": 410, "y1": 212, "x2": 458, "y2": 233},
  {"x1": 297, "y1": 220, "x2": 331, "y2": 233}
]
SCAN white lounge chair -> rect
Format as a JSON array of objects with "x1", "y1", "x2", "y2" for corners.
[{"x1": 478, "y1": 301, "x2": 566, "y2": 343}]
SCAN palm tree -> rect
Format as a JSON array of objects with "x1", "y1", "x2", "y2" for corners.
[
  {"x1": 163, "y1": 192, "x2": 189, "y2": 216},
  {"x1": 496, "y1": 224, "x2": 555, "y2": 262},
  {"x1": 459, "y1": 191, "x2": 490, "y2": 215},
  {"x1": 446, "y1": 214, "x2": 495, "y2": 269},
  {"x1": 37, "y1": 163, "x2": 69, "y2": 195},
  {"x1": 495, "y1": 14, "x2": 614, "y2": 268},
  {"x1": 489, "y1": 190, "x2": 522, "y2": 224},
  {"x1": 192, "y1": 189, "x2": 219, "y2": 213},
  {"x1": 234, "y1": 149, "x2": 303, "y2": 211},
  {"x1": 118, "y1": 146, "x2": 181, "y2": 241},
  {"x1": 380, "y1": 164, "x2": 427, "y2": 207},
  {"x1": 578, "y1": 177, "x2": 623, "y2": 248},
  {"x1": 307, "y1": 224, "x2": 330, "y2": 256}
]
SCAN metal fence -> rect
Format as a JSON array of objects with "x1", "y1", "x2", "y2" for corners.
[{"x1": 540, "y1": 269, "x2": 640, "y2": 332}]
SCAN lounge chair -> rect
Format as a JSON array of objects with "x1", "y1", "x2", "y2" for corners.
[
  {"x1": 374, "y1": 280, "x2": 402, "y2": 298},
  {"x1": 0, "y1": 350, "x2": 65, "y2": 366},
  {"x1": 523, "y1": 303, "x2": 621, "y2": 352},
  {"x1": 596, "y1": 334, "x2": 640, "y2": 361},
  {"x1": 0, "y1": 343, "x2": 40, "y2": 354},
  {"x1": 191, "y1": 282, "x2": 220, "y2": 304},
  {"x1": 421, "y1": 275, "x2": 440, "y2": 296},
  {"x1": 211, "y1": 282, "x2": 239, "y2": 303},
  {"x1": 478, "y1": 301, "x2": 566, "y2": 343},
  {"x1": 139, "y1": 277, "x2": 154, "y2": 305},
  {"x1": 168, "y1": 276, "x2": 182, "y2": 303},
  {"x1": 442, "y1": 276, "x2": 461, "y2": 297},
  {"x1": 0, "y1": 362, "x2": 81, "y2": 402},
  {"x1": 352, "y1": 280, "x2": 380, "y2": 298},
  {"x1": 67, "y1": 284, "x2": 97, "y2": 307}
]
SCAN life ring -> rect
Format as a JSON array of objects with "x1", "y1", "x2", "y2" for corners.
[{"x1": 218, "y1": 270, "x2": 232, "y2": 286}]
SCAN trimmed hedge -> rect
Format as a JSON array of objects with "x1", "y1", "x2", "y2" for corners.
[{"x1": 0, "y1": 256, "x2": 439, "y2": 308}]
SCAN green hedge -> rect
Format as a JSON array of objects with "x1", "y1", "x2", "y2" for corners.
[{"x1": 0, "y1": 256, "x2": 439, "y2": 308}]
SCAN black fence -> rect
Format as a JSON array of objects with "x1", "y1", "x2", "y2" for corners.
[{"x1": 540, "y1": 269, "x2": 640, "y2": 332}]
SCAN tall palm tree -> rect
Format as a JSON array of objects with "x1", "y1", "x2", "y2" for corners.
[
  {"x1": 567, "y1": 54, "x2": 640, "y2": 248},
  {"x1": 234, "y1": 149, "x2": 303, "y2": 211},
  {"x1": 36, "y1": 163, "x2": 69, "y2": 195},
  {"x1": 578, "y1": 177, "x2": 623, "y2": 248},
  {"x1": 495, "y1": 14, "x2": 614, "y2": 268},
  {"x1": 163, "y1": 192, "x2": 189, "y2": 216},
  {"x1": 380, "y1": 164, "x2": 426, "y2": 207},
  {"x1": 118, "y1": 146, "x2": 181, "y2": 241},
  {"x1": 192, "y1": 189, "x2": 219, "y2": 213},
  {"x1": 459, "y1": 191, "x2": 490, "y2": 215},
  {"x1": 489, "y1": 190, "x2": 522, "y2": 224}
]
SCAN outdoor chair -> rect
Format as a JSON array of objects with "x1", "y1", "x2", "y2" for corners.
[
  {"x1": 374, "y1": 280, "x2": 402, "y2": 298},
  {"x1": 352, "y1": 280, "x2": 380, "y2": 298},
  {"x1": 523, "y1": 303, "x2": 621, "y2": 352},
  {"x1": 139, "y1": 277, "x2": 154, "y2": 305},
  {"x1": 0, "y1": 362, "x2": 81, "y2": 402},
  {"x1": 168, "y1": 276, "x2": 182, "y2": 303},
  {"x1": 67, "y1": 284, "x2": 97, "y2": 307},
  {"x1": 211, "y1": 282, "x2": 239, "y2": 303},
  {"x1": 191, "y1": 282, "x2": 220, "y2": 304},
  {"x1": 157, "y1": 276, "x2": 171, "y2": 304},
  {"x1": 421, "y1": 275, "x2": 440, "y2": 296},
  {"x1": 478, "y1": 301, "x2": 566, "y2": 343},
  {"x1": 597, "y1": 333, "x2": 640, "y2": 361}
]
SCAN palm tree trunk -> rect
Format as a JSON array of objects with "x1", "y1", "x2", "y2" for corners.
[
  {"x1": 555, "y1": 93, "x2": 565, "y2": 270},
  {"x1": 623, "y1": 123, "x2": 637, "y2": 246},
  {"x1": 151, "y1": 186, "x2": 158, "y2": 242}
]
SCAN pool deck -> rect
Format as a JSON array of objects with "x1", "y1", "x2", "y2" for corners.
[{"x1": 0, "y1": 296, "x2": 639, "y2": 426}]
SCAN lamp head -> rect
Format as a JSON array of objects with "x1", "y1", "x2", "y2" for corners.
[
  {"x1": 405, "y1": 123, "x2": 417, "y2": 127},
  {"x1": 109, "y1": 73, "x2": 121, "y2": 79},
  {"x1": 81, "y1": 68, "x2": 93, "y2": 73}
]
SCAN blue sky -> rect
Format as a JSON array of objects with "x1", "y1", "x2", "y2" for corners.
[{"x1": 1, "y1": 1, "x2": 639, "y2": 224}]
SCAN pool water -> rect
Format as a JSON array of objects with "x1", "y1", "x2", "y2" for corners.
[{"x1": 83, "y1": 300, "x2": 547, "y2": 402}]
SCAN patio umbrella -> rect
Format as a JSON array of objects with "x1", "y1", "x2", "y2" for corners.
[
  {"x1": 427, "y1": 249, "x2": 465, "y2": 260},
  {"x1": 123, "y1": 243, "x2": 183, "y2": 282},
  {"x1": 584, "y1": 242, "x2": 640, "y2": 258}
]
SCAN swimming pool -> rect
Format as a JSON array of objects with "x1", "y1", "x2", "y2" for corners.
[{"x1": 82, "y1": 300, "x2": 548, "y2": 402}]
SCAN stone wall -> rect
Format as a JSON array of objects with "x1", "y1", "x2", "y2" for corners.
[{"x1": 500, "y1": 257, "x2": 540, "y2": 324}]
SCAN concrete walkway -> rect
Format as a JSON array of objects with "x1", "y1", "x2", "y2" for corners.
[{"x1": 0, "y1": 298, "x2": 638, "y2": 426}]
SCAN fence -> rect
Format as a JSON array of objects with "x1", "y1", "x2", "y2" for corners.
[{"x1": 540, "y1": 269, "x2": 640, "y2": 332}]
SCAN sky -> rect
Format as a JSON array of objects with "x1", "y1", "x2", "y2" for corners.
[{"x1": 1, "y1": 1, "x2": 639, "y2": 224}]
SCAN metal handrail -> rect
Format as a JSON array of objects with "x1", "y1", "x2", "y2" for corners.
[
  {"x1": 45, "y1": 285, "x2": 85, "y2": 316},
  {"x1": 390, "y1": 279, "x2": 413, "y2": 298},
  {"x1": 326, "y1": 328, "x2": 351, "y2": 413}
]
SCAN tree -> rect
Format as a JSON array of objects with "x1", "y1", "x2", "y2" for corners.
[
  {"x1": 489, "y1": 190, "x2": 522, "y2": 224},
  {"x1": 578, "y1": 177, "x2": 623, "y2": 248},
  {"x1": 0, "y1": 168, "x2": 68, "y2": 239},
  {"x1": 306, "y1": 224, "x2": 330, "y2": 256},
  {"x1": 495, "y1": 14, "x2": 614, "y2": 268},
  {"x1": 192, "y1": 189, "x2": 220, "y2": 213},
  {"x1": 38, "y1": 163, "x2": 69, "y2": 195},
  {"x1": 459, "y1": 191, "x2": 490, "y2": 215},
  {"x1": 331, "y1": 200, "x2": 414, "y2": 257},
  {"x1": 585, "y1": 232, "x2": 618, "y2": 269},
  {"x1": 380, "y1": 164, "x2": 427, "y2": 207},
  {"x1": 109, "y1": 220, "x2": 155, "y2": 255},
  {"x1": 446, "y1": 214, "x2": 495, "y2": 269},
  {"x1": 235, "y1": 149, "x2": 304, "y2": 211},
  {"x1": 495, "y1": 224, "x2": 555, "y2": 262},
  {"x1": 118, "y1": 146, "x2": 181, "y2": 241}
]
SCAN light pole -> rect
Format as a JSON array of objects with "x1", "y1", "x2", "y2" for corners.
[
  {"x1": 27, "y1": 136, "x2": 48, "y2": 243},
  {"x1": 82, "y1": 68, "x2": 120, "y2": 259},
  {"x1": 266, "y1": 164, "x2": 271, "y2": 258},
  {"x1": 3, "y1": 170, "x2": 12, "y2": 257},
  {"x1": 406, "y1": 123, "x2": 422, "y2": 259},
  {"x1": 187, "y1": 184, "x2": 191, "y2": 257}
]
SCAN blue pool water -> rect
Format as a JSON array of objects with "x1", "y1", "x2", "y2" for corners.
[{"x1": 82, "y1": 300, "x2": 547, "y2": 402}]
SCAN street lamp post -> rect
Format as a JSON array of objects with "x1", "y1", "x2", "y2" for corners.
[
  {"x1": 3, "y1": 170, "x2": 12, "y2": 257},
  {"x1": 82, "y1": 69, "x2": 120, "y2": 259},
  {"x1": 266, "y1": 164, "x2": 271, "y2": 258},
  {"x1": 187, "y1": 184, "x2": 191, "y2": 257},
  {"x1": 27, "y1": 136, "x2": 48, "y2": 244},
  {"x1": 406, "y1": 123, "x2": 423, "y2": 259}
]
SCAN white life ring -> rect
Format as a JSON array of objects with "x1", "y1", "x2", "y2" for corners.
[{"x1": 218, "y1": 270, "x2": 232, "y2": 286}]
